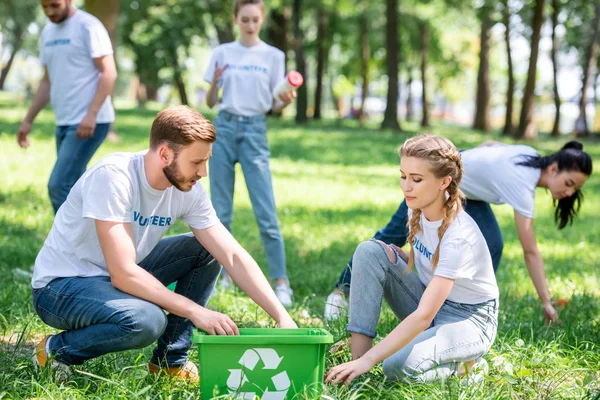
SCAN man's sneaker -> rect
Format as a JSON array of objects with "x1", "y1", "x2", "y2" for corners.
[
  {"x1": 275, "y1": 283, "x2": 293, "y2": 307},
  {"x1": 148, "y1": 360, "x2": 199, "y2": 383},
  {"x1": 324, "y1": 291, "x2": 348, "y2": 320},
  {"x1": 32, "y1": 335, "x2": 71, "y2": 381}
]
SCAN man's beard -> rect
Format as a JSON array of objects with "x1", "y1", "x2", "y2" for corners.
[
  {"x1": 55, "y1": 6, "x2": 71, "y2": 23},
  {"x1": 163, "y1": 158, "x2": 190, "y2": 192}
]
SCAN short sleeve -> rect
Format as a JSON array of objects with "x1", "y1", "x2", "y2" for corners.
[
  {"x1": 85, "y1": 20, "x2": 113, "y2": 59},
  {"x1": 39, "y1": 33, "x2": 47, "y2": 65},
  {"x1": 270, "y1": 50, "x2": 286, "y2": 91},
  {"x1": 81, "y1": 166, "x2": 133, "y2": 222},
  {"x1": 433, "y1": 239, "x2": 475, "y2": 280},
  {"x1": 179, "y1": 184, "x2": 219, "y2": 230},
  {"x1": 204, "y1": 47, "x2": 222, "y2": 88},
  {"x1": 504, "y1": 184, "x2": 536, "y2": 219}
]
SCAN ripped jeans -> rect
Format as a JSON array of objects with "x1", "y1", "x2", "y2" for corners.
[{"x1": 347, "y1": 240, "x2": 498, "y2": 382}]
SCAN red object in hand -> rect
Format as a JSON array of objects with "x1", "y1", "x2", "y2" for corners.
[
  {"x1": 273, "y1": 71, "x2": 304, "y2": 98},
  {"x1": 555, "y1": 298, "x2": 569, "y2": 308}
]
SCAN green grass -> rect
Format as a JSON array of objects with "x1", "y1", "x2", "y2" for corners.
[{"x1": 0, "y1": 97, "x2": 599, "y2": 399}]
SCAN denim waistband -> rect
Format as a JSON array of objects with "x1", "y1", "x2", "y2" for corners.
[{"x1": 218, "y1": 110, "x2": 266, "y2": 123}]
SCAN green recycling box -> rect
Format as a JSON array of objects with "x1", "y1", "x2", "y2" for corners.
[{"x1": 191, "y1": 328, "x2": 333, "y2": 399}]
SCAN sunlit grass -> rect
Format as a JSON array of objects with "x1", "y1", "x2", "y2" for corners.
[{"x1": 1, "y1": 99, "x2": 599, "y2": 398}]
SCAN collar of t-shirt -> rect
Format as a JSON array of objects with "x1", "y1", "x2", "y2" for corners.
[{"x1": 138, "y1": 153, "x2": 166, "y2": 197}]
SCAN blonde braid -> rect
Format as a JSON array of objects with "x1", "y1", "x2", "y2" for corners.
[{"x1": 406, "y1": 208, "x2": 422, "y2": 273}]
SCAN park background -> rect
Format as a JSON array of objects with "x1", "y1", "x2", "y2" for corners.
[{"x1": 1, "y1": 0, "x2": 599, "y2": 398}]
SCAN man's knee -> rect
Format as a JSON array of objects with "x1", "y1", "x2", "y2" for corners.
[{"x1": 126, "y1": 302, "x2": 167, "y2": 348}]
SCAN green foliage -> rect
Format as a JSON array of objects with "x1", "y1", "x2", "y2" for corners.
[{"x1": 0, "y1": 98, "x2": 599, "y2": 397}]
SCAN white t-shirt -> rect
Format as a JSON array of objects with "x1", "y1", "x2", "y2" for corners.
[
  {"x1": 40, "y1": 9, "x2": 115, "y2": 126},
  {"x1": 460, "y1": 145, "x2": 541, "y2": 219},
  {"x1": 204, "y1": 41, "x2": 285, "y2": 116},
  {"x1": 32, "y1": 152, "x2": 219, "y2": 289},
  {"x1": 409, "y1": 209, "x2": 499, "y2": 304}
]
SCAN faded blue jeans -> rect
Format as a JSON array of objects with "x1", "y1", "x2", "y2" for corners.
[
  {"x1": 209, "y1": 110, "x2": 287, "y2": 279},
  {"x1": 347, "y1": 240, "x2": 498, "y2": 382},
  {"x1": 336, "y1": 199, "x2": 503, "y2": 294},
  {"x1": 32, "y1": 233, "x2": 221, "y2": 367},
  {"x1": 48, "y1": 123, "x2": 110, "y2": 214}
]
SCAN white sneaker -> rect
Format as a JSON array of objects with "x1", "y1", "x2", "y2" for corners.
[
  {"x1": 324, "y1": 291, "x2": 348, "y2": 320},
  {"x1": 220, "y1": 274, "x2": 232, "y2": 290},
  {"x1": 275, "y1": 283, "x2": 293, "y2": 307}
]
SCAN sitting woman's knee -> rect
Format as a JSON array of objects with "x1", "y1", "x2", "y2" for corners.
[
  {"x1": 383, "y1": 358, "x2": 414, "y2": 382},
  {"x1": 354, "y1": 240, "x2": 393, "y2": 263}
]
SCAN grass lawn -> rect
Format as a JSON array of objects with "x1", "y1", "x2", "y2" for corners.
[{"x1": 0, "y1": 97, "x2": 599, "y2": 399}]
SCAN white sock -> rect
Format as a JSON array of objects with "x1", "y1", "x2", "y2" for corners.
[{"x1": 45, "y1": 335, "x2": 53, "y2": 357}]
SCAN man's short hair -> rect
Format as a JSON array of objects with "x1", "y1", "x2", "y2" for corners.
[{"x1": 150, "y1": 105, "x2": 216, "y2": 152}]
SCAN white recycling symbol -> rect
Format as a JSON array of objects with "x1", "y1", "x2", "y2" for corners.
[{"x1": 227, "y1": 348, "x2": 291, "y2": 400}]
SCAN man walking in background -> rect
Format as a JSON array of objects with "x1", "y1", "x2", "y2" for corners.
[{"x1": 17, "y1": 0, "x2": 117, "y2": 214}]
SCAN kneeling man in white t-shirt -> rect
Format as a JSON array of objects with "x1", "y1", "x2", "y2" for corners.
[{"x1": 30, "y1": 105, "x2": 297, "y2": 381}]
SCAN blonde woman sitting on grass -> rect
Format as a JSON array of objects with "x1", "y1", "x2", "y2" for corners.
[{"x1": 326, "y1": 134, "x2": 499, "y2": 385}]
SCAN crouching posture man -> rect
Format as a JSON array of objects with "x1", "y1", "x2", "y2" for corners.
[{"x1": 31, "y1": 105, "x2": 297, "y2": 381}]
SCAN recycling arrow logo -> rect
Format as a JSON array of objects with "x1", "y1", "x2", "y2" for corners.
[{"x1": 227, "y1": 348, "x2": 291, "y2": 400}]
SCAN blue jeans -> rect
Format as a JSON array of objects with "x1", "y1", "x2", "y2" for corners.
[
  {"x1": 32, "y1": 233, "x2": 221, "y2": 367},
  {"x1": 348, "y1": 240, "x2": 498, "y2": 382},
  {"x1": 48, "y1": 123, "x2": 110, "y2": 214},
  {"x1": 336, "y1": 199, "x2": 503, "y2": 294},
  {"x1": 209, "y1": 111, "x2": 286, "y2": 279}
]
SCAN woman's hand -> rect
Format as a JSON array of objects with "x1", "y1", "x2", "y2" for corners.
[
  {"x1": 277, "y1": 90, "x2": 296, "y2": 105},
  {"x1": 212, "y1": 62, "x2": 229, "y2": 85},
  {"x1": 543, "y1": 302, "x2": 558, "y2": 325},
  {"x1": 389, "y1": 244, "x2": 409, "y2": 263},
  {"x1": 325, "y1": 357, "x2": 375, "y2": 386}
]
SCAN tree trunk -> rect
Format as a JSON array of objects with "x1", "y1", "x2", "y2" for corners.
[
  {"x1": 0, "y1": 28, "x2": 23, "y2": 90},
  {"x1": 381, "y1": 0, "x2": 400, "y2": 130},
  {"x1": 406, "y1": 67, "x2": 413, "y2": 122},
  {"x1": 502, "y1": 0, "x2": 515, "y2": 135},
  {"x1": 550, "y1": 0, "x2": 561, "y2": 137},
  {"x1": 266, "y1": 7, "x2": 291, "y2": 68},
  {"x1": 420, "y1": 22, "x2": 430, "y2": 128},
  {"x1": 293, "y1": 0, "x2": 308, "y2": 122},
  {"x1": 313, "y1": 8, "x2": 328, "y2": 120},
  {"x1": 573, "y1": 0, "x2": 600, "y2": 136},
  {"x1": 173, "y1": 59, "x2": 188, "y2": 105},
  {"x1": 515, "y1": 0, "x2": 545, "y2": 140},
  {"x1": 473, "y1": 12, "x2": 492, "y2": 132},
  {"x1": 358, "y1": 0, "x2": 369, "y2": 125},
  {"x1": 84, "y1": 0, "x2": 120, "y2": 51}
]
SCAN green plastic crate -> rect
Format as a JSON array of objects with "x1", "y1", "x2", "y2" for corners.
[{"x1": 191, "y1": 328, "x2": 333, "y2": 399}]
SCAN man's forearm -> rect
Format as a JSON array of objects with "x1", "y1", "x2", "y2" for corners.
[
  {"x1": 111, "y1": 262, "x2": 198, "y2": 319},
  {"x1": 86, "y1": 71, "x2": 117, "y2": 117},
  {"x1": 24, "y1": 79, "x2": 51, "y2": 123},
  {"x1": 225, "y1": 251, "x2": 289, "y2": 323},
  {"x1": 523, "y1": 251, "x2": 552, "y2": 304}
]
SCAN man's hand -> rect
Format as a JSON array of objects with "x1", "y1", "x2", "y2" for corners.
[
  {"x1": 190, "y1": 307, "x2": 240, "y2": 335},
  {"x1": 543, "y1": 301, "x2": 558, "y2": 325},
  {"x1": 17, "y1": 121, "x2": 32, "y2": 148},
  {"x1": 277, "y1": 315, "x2": 298, "y2": 328},
  {"x1": 76, "y1": 112, "x2": 97, "y2": 139},
  {"x1": 325, "y1": 356, "x2": 376, "y2": 386}
]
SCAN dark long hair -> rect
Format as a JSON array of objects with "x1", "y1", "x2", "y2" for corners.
[{"x1": 516, "y1": 141, "x2": 593, "y2": 229}]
